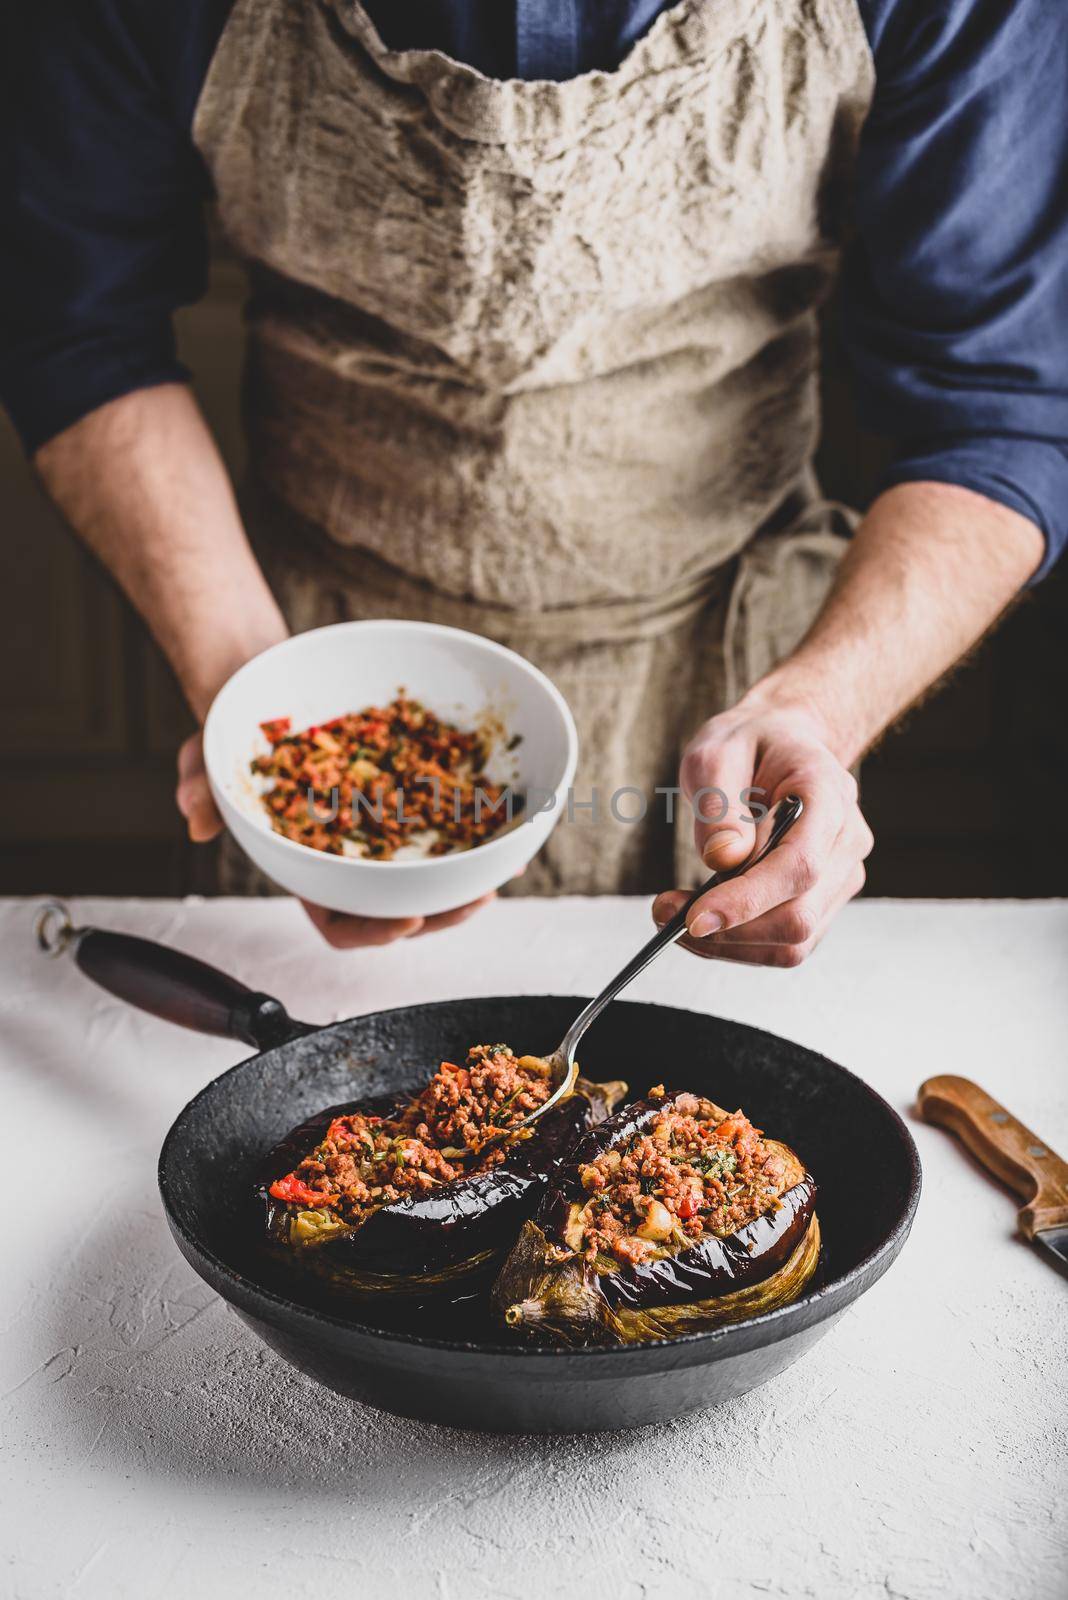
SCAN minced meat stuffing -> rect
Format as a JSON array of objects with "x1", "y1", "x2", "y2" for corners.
[
  {"x1": 252, "y1": 695, "x2": 517, "y2": 859},
  {"x1": 574, "y1": 1090, "x2": 792, "y2": 1267},
  {"x1": 269, "y1": 1045, "x2": 552, "y2": 1226}
]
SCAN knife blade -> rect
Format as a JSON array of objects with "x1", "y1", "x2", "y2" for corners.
[
  {"x1": 1030, "y1": 1226, "x2": 1068, "y2": 1281},
  {"x1": 918, "y1": 1074, "x2": 1068, "y2": 1282}
]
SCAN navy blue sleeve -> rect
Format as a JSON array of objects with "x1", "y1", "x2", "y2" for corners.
[
  {"x1": 0, "y1": 0, "x2": 230, "y2": 454},
  {"x1": 849, "y1": 0, "x2": 1068, "y2": 579},
  {"x1": 6, "y1": 0, "x2": 1068, "y2": 590}
]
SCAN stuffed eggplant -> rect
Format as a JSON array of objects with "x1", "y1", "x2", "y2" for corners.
[
  {"x1": 259, "y1": 1044, "x2": 626, "y2": 1295},
  {"x1": 492, "y1": 1086, "x2": 819, "y2": 1345}
]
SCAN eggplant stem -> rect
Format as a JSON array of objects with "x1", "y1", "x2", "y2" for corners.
[{"x1": 504, "y1": 1298, "x2": 545, "y2": 1326}]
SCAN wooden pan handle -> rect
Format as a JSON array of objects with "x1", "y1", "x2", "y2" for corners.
[{"x1": 918, "y1": 1074, "x2": 1068, "y2": 1239}]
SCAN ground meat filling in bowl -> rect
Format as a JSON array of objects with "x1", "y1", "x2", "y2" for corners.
[
  {"x1": 268, "y1": 1045, "x2": 553, "y2": 1230},
  {"x1": 571, "y1": 1090, "x2": 794, "y2": 1268},
  {"x1": 252, "y1": 696, "x2": 517, "y2": 859}
]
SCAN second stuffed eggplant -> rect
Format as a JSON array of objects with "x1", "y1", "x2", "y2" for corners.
[{"x1": 493, "y1": 1086, "x2": 820, "y2": 1344}]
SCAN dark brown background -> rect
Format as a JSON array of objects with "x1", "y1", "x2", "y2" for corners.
[{"x1": 2, "y1": 254, "x2": 1066, "y2": 899}]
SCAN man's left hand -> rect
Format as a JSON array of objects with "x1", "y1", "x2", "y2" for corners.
[{"x1": 651, "y1": 700, "x2": 873, "y2": 966}]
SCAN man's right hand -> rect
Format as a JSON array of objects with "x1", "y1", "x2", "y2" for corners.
[
  {"x1": 176, "y1": 732, "x2": 228, "y2": 844},
  {"x1": 32, "y1": 387, "x2": 495, "y2": 952},
  {"x1": 176, "y1": 732, "x2": 496, "y2": 948}
]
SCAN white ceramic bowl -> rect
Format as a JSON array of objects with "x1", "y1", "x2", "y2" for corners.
[{"x1": 203, "y1": 621, "x2": 578, "y2": 918}]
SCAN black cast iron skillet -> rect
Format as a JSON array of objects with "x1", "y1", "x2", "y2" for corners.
[{"x1": 39, "y1": 906, "x2": 921, "y2": 1433}]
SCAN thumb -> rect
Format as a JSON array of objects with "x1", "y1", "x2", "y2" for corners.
[
  {"x1": 176, "y1": 732, "x2": 225, "y2": 843},
  {"x1": 680, "y1": 731, "x2": 760, "y2": 873}
]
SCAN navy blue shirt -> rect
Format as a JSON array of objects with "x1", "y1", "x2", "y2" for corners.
[{"x1": 2, "y1": 1, "x2": 1067, "y2": 577}]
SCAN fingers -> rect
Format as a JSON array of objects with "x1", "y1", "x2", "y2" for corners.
[
  {"x1": 684, "y1": 765, "x2": 860, "y2": 940},
  {"x1": 651, "y1": 889, "x2": 690, "y2": 929},
  {"x1": 178, "y1": 711, "x2": 496, "y2": 949},
  {"x1": 175, "y1": 733, "x2": 224, "y2": 842},
  {"x1": 652, "y1": 751, "x2": 873, "y2": 968},
  {"x1": 176, "y1": 776, "x2": 224, "y2": 842},
  {"x1": 709, "y1": 850, "x2": 867, "y2": 948},
  {"x1": 178, "y1": 719, "x2": 496, "y2": 947},
  {"x1": 302, "y1": 891, "x2": 497, "y2": 949},
  {"x1": 679, "y1": 726, "x2": 760, "y2": 872},
  {"x1": 409, "y1": 892, "x2": 497, "y2": 936},
  {"x1": 687, "y1": 862, "x2": 867, "y2": 961},
  {"x1": 673, "y1": 934, "x2": 815, "y2": 967},
  {"x1": 177, "y1": 734, "x2": 206, "y2": 780},
  {"x1": 654, "y1": 860, "x2": 866, "y2": 966},
  {"x1": 302, "y1": 901, "x2": 425, "y2": 949}
]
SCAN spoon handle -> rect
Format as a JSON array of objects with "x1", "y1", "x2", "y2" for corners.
[{"x1": 557, "y1": 794, "x2": 805, "y2": 1067}]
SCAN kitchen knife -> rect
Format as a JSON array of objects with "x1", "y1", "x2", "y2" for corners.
[{"x1": 918, "y1": 1074, "x2": 1068, "y2": 1281}]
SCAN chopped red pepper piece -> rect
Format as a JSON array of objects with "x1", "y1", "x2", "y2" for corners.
[{"x1": 269, "y1": 1173, "x2": 337, "y2": 1208}]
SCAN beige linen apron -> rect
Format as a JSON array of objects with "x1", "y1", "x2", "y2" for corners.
[{"x1": 193, "y1": 0, "x2": 874, "y2": 895}]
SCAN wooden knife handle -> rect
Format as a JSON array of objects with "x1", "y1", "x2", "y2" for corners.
[{"x1": 918, "y1": 1074, "x2": 1068, "y2": 1239}]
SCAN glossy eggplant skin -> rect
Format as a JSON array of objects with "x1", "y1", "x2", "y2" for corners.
[
  {"x1": 596, "y1": 1174, "x2": 814, "y2": 1310},
  {"x1": 492, "y1": 1090, "x2": 820, "y2": 1345},
  {"x1": 257, "y1": 1078, "x2": 624, "y2": 1294}
]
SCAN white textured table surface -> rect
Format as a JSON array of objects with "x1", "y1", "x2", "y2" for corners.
[{"x1": 2, "y1": 895, "x2": 1066, "y2": 1600}]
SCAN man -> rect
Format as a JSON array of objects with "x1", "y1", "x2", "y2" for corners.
[{"x1": 2, "y1": 1, "x2": 1064, "y2": 958}]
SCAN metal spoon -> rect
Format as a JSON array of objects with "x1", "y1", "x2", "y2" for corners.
[{"x1": 480, "y1": 793, "x2": 805, "y2": 1151}]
